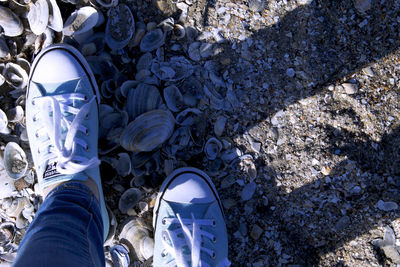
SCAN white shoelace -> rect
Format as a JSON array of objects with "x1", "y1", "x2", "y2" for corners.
[
  {"x1": 32, "y1": 93, "x2": 100, "y2": 175},
  {"x1": 161, "y1": 213, "x2": 230, "y2": 267}
]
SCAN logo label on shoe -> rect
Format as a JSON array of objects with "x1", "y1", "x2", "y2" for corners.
[{"x1": 43, "y1": 161, "x2": 61, "y2": 179}]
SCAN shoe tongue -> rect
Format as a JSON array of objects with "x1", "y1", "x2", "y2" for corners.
[
  {"x1": 34, "y1": 79, "x2": 81, "y2": 95},
  {"x1": 167, "y1": 201, "x2": 214, "y2": 218}
]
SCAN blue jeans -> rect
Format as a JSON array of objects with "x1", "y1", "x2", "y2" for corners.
[{"x1": 13, "y1": 182, "x2": 105, "y2": 267}]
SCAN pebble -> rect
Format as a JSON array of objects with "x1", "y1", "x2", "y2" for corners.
[
  {"x1": 377, "y1": 200, "x2": 398, "y2": 211},
  {"x1": 250, "y1": 224, "x2": 263, "y2": 240},
  {"x1": 286, "y1": 68, "x2": 295, "y2": 78},
  {"x1": 342, "y1": 83, "x2": 358, "y2": 95},
  {"x1": 241, "y1": 181, "x2": 256, "y2": 201},
  {"x1": 335, "y1": 216, "x2": 350, "y2": 231}
]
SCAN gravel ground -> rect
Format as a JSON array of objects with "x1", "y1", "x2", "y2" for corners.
[{"x1": 1, "y1": 0, "x2": 400, "y2": 266}]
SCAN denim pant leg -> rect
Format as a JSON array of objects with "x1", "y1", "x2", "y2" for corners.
[{"x1": 13, "y1": 182, "x2": 105, "y2": 267}]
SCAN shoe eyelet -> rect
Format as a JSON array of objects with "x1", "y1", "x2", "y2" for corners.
[
  {"x1": 212, "y1": 220, "x2": 216, "y2": 227},
  {"x1": 33, "y1": 116, "x2": 37, "y2": 122},
  {"x1": 212, "y1": 236, "x2": 217, "y2": 243},
  {"x1": 161, "y1": 250, "x2": 167, "y2": 257},
  {"x1": 84, "y1": 96, "x2": 88, "y2": 101},
  {"x1": 35, "y1": 132, "x2": 39, "y2": 138},
  {"x1": 32, "y1": 100, "x2": 36, "y2": 105},
  {"x1": 211, "y1": 251, "x2": 216, "y2": 259},
  {"x1": 85, "y1": 145, "x2": 89, "y2": 152},
  {"x1": 85, "y1": 113, "x2": 89, "y2": 119},
  {"x1": 162, "y1": 218, "x2": 167, "y2": 225},
  {"x1": 37, "y1": 148, "x2": 40, "y2": 154},
  {"x1": 85, "y1": 129, "x2": 89, "y2": 136}
]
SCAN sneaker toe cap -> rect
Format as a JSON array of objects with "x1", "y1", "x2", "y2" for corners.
[
  {"x1": 31, "y1": 48, "x2": 86, "y2": 83},
  {"x1": 163, "y1": 173, "x2": 216, "y2": 204}
]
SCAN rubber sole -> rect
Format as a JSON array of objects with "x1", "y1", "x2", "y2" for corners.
[{"x1": 152, "y1": 167, "x2": 225, "y2": 230}]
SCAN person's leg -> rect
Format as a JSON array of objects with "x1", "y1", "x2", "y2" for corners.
[
  {"x1": 13, "y1": 181, "x2": 104, "y2": 267},
  {"x1": 14, "y1": 44, "x2": 109, "y2": 266},
  {"x1": 153, "y1": 167, "x2": 230, "y2": 266}
]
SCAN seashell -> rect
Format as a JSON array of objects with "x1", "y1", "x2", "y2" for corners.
[
  {"x1": 168, "y1": 126, "x2": 190, "y2": 154},
  {"x1": 101, "y1": 79, "x2": 117, "y2": 99},
  {"x1": 214, "y1": 115, "x2": 227, "y2": 136},
  {"x1": 0, "y1": 222, "x2": 16, "y2": 244},
  {"x1": 118, "y1": 188, "x2": 143, "y2": 214},
  {"x1": 221, "y1": 147, "x2": 243, "y2": 164},
  {"x1": 0, "y1": 7, "x2": 24, "y2": 37},
  {"x1": 109, "y1": 244, "x2": 130, "y2": 267},
  {"x1": 176, "y1": 108, "x2": 202, "y2": 126},
  {"x1": 140, "y1": 28, "x2": 165, "y2": 52},
  {"x1": 121, "y1": 109, "x2": 175, "y2": 152},
  {"x1": 16, "y1": 212, "x2": 28, "y2": 229},
  {"x1": 136, "y1": 52, "x2": 153, "y2": 71},
  {"x1": 105, "y1": 206, "x2": 117, "y2": 246},
  {"x1": 105, "y1": 4, "x2": 135, "y2": 50},
  {"x1": 151, "y1": 56, "x2": 193, "y2": 82},
  {"x1": 112, "y1": 153, "x2": 131, "y2": 177},
  {"x1": 131, "y1": 152, "x2": 153, "y2": 169},
  {"x1": 6, "y1": 197, "x2": 28, "y2": 218},
  {"x1": 0, "y1": 36, "x2": 10, "y2": 59},
  {"x1": 126, "y1": 83, "x2": 163, "y2": 120},
  {"x1": 6, "y1": 106, "x2": 24, "y2": 123},
  {"x1": 181, "y1": 76, "x2": 203, "y2": 107},
  {"x1": 203, "y1": 84, "x2": 224, "y2": 110},
  {"x1": 204, "y1": 137, "x2": 222, "y2": 160},
  {"x1": 130, "y1": 22, "x2": 146, "y2": 47},
  {"x1": 119, "y1": 217, "x2": 154, "y2": 261},
  {"x1": 47, "y1": 0, "x2": 62, "y2": 32},
  {"x1": 172, "y1": 24, "x2": 185, "y2": 40},
  {"x1": 99, "y1": 109, "x2": 128, "y2": 155},
  {"x1": 158, "y1": 17, "x2": 174, "y2": 32},
  {"x1": 22, "y1": 202, "x2": 35, "y2": 221},
  {"x1": 96, "y1": 0, "x2": 118, "y2": 8},
  {"x1": 3, "y1": 62, "x2": 28, "y2": 90},
  {"x1": 63, "y1": 6, "x2": 100, "y2": 36},
  {"x1": 16, "y1": 58, "x2": 31, "y2": 75},
  {"x1": 164, "y1": 85, "x2": 184, "y2": 112},
  {"x1": 188, "y1": 42, "x2": 201, "y2": 61},
  {"x1": 119, "y1": 80, "x2": 138, "y2": 98},
  {"x1": 27, "y1": 0, "x2": 49, "y2": 35},
  {"x1": 87, "y1": 55, "x2": 118, "y2": 79},
  {"x1": 4, "y1": 142, "x2": 28, "y2": 180},
  {"x1": 0, "y1": 109, "x2": 10, "y2": 134}
]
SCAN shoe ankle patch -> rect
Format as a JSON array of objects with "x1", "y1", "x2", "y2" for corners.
[{"x1": 43, "y1": 160, "x2": 61, "y2": 179}]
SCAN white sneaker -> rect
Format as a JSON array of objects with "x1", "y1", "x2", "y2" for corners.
[{"x1": 26, "y1": 44, "x2": 109, "y2": 240}]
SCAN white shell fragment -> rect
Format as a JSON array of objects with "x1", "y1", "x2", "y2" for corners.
[
  {"x1": 204, "y1": 137, "x2": 222, "y2": 160},
  {"x1": 120, "y1": 109, "x2": 175, "y2": 152},
  {"x1": 3, "y1": 62, "x2": 29, "y2": 90},
  {"x1": 105, "y1": 4, "x2": 135, "y2": 50},
  {"x1": 0, "y1": 108, "x2": 9, "y2": 134},
  {"x1": 47, "y1": 0, "x2": 63, "y2": 32},
  {"x1": 118, "y1": 188, "x2": 143, "y2": 213},
  {"x1": 63, "y1": 6, "x2": 100, "y2": 36},
  {"x1": 4, "y1": 142, "x2": 28, "y2": 180},
  {"x1": 6, "y1": 106, "x2": 24, "y2": 123},
  {"x1": 119, "y1": 218, "x2": 154, "y2": 261},
  {"x1": 0, "y1": 7, "x2": 24, "y2": 37},
  {"x1": 140, "y1": 28, "x2": 165, "y2": 52},
  {"x1": 27, "y1": 0, "x2": 50, "y2": 35}
]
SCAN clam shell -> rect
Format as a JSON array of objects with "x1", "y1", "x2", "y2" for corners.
[
  {"x1": 151, "y1": 56, "x2": 193, "y2": 82},
  {"x1": 105, "y1": 4, "x2": 135, "y2": 50},
  {"x1": 63, "y1": 6, "x2": 100, "y2": 36},
  {"x1": 114, "y1": 153, "x2": 132, "y2": 177},
  {"x1": 164, "y1": 85, "x2": 184, "y2": 112},
  {"x1": 0, "y1": 108, "x2": 9, "y2": 134},
  {"x1": 6, "y1": 105, "x2": 24, "y2": 123},
  {"x1": 130, "y1": 22, "x2": 146, "y2": 47},
  {"x1": 204, "y1": 137, "x2": 222, "y2": 160},
  {"x1": 0, "y1": 36, "x2": 10, "y2": 59},
  {"x1": 120, "y1": 109, "x2": 175, "y2": 152},
  {"x1": 0, "y1": 7, "x2": 24, "y2": 37},
  {"x1": 176, "y1": 108, "x2": 202, "y2": 126},
  {"x1": 181, "y1": 76, "x2": 203, "y2": 106},
  {"x1": 172, "y1": 24, "x2": 185, "y2": 40},
  {"x1": 96, "y1": 0, "x2": 118, "y2": 8},
  {"x1": 3, "y1": 62, "x2": 28, "y2": 90},
  {"x1": 0, "y1": 222, "x2": 16, "y2": 244},
  {"x1": 99, "y1": 109, "x2": 128, "y2": 155},
  {"x1": 136, "y1": 52, "x2": 153, "y2": 71},
  {"x1": 47, "y1": 0, "x2": 63, "y2": 32},
  {"x1": 6, "y1": 197, "x2": 28, "y2": 217},
  {"x1": 119, "y1": 80, "x2": 138, "y2": 98},
  {"x1": 168, "y1": 126, "x2": 190, "y2": 154},
  {"x1": 4, "y1": 142, "x2": 28, "y2": 180},
  {"x1": 109, "y1": 244, "x2": 130, "y2": 267},
  {"x1": 101, "y1": 79, "x2": 117, "y2": 99},
  {"x1": 119, "y1": 217, "x2": 154, "y2": 261},
  {"x1": 27, "y1": 0, "x2": 49, "y2": 35},
  {"x1": 105, "y1": 206, "x2": 117, "y2": 246},
  {"x1": 158, "y1": 17, "x2": 174, "y2": 32},
  {"x1": 126, "y1": 83, "x2": 163, "y2": 120},
  {"x1": 118, "y1": 188, "x2": 143, "y2": 214},
  {"x1": 140, "y1": 28, "x2": 165, "y2": 52}
]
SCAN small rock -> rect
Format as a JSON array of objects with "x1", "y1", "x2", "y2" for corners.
[
  {"x1": 342, "y1": 83, "x2": 358, "y2": 95},
  {"x1": 250, "y1": 141, "x2": 262, "y2": 153},
  {"x1": 214, "y1": 116, "x2": 227, "y2": 136},
  {"x1": 241, "y1": 181, "x2": 256, "y2": 201},
  {"x1": 362, "y1": 66, "x2": 374, "y2": 77},
  {"x1": 335, "y1": 216, "x2": 350, "y2": 231},
  {"x1": 377, "y1": 200, "x2": 398, "y2": 211},
  {"x1": 286, "y1": 68, "x2": 295, "y2": 78},
  {"x1": 250, "y1": 224, "x2": 263, "y2": 240},
  {"x1": 354, "y1": 0, "x2": 372, "y2": 13}
]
